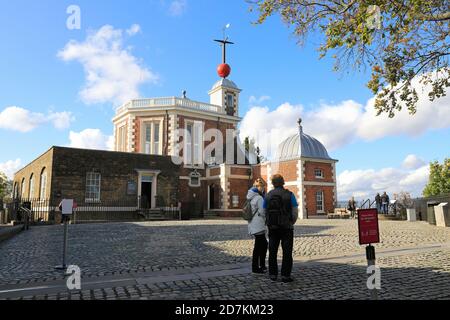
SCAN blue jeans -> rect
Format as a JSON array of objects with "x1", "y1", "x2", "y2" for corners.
[{"x1": 382, "y1": 203, "x2": 388, "y2": 214}]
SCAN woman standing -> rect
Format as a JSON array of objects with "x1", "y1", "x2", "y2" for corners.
[{"x1": 247, "y1": 179, "x2": 267, "y2": 274}]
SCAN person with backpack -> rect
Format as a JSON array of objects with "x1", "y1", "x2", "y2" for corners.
[
  {"x1": 245, "y1": 179, "x2": 268, "y2": 274},
  {"x1": 264, "y1": 174, "x2": 298, "y2": 283}
]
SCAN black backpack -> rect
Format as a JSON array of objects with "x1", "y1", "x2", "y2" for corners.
[{"x1": 266, "y1": 189, "x2": 293, "y2": 229}]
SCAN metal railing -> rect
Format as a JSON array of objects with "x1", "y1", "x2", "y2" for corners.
[{"x1": 5, "y1": 197, "x2": 182, "y2": 224}]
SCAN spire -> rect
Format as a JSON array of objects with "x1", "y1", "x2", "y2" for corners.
[{"x1": 298, "y1": 118, "x2": 303, "y2": 135}]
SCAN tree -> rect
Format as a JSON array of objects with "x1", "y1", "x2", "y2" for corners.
[
  {"x1": 244, "y1": 136, "x2": 264, "y2": 164},
  {"x1": 249, "y1": 0, "x2": 449, "y2": 117},
  {"x1": 0, "y1": 171, "x2": 7, "y2": 199},
  {"x1": 423, "y1": 158, "x2": 450, "y2": 197}
]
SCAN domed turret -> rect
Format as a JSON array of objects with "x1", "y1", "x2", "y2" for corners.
[{"x1": 276, "y1": 119, "x2": 333, "y2": 161}]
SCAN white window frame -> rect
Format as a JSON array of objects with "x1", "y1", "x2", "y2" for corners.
[
  {"x1": 184, "y1": 120, "x2": 204, "y2": 167},
  {"x1": 142, "y1": 120, "x2": 163, "y2": 155},
  {"x1": 316, "y1": 190, "x2": 324, "y2": 213},
  {"x1": 40, "y1": 169, "x2": 47, "y2": 199},
  {"x1": 188, "y1": 170, "x2": 201, "y2": 187},
  {"x1": 85, "y1": 172, "x2": 101, "y2": 203},
  {"x1": 314, "y1": 169, "x2": 324, "y2": 179}
]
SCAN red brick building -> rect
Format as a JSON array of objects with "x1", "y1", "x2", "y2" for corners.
[
  {"x1": 253, "y1": 120, "x2": 338, "y2": 218},
  {"x1": 13, "y1": 43, "x2": 338, "y2": 221}
]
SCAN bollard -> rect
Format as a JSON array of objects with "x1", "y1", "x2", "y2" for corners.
[{"x1": 55, "y1": 216, "x2": 69, "y2": 270}]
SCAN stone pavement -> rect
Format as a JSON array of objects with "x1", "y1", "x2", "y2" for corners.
[{"x1": 0, "y1": 219, "x2": 450, "y2": 300}]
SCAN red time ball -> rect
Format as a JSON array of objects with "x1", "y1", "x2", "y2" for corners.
[{"x1": 217, "y1": 63, "x2": 231, "y2": 78}]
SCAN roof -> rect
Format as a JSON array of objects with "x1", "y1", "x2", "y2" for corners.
[
  {"x1": 276, "y1": 121, "x2": 337, "y2": 162},
  {"x1": 210, "y1": 78, "x2": 240, "y2": 91}
]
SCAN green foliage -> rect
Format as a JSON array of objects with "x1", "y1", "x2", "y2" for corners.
[
  {"x1": 248, "y1": 0, "x2": 449, "y2": 117},
  {"x1": 0, "y1": 171, "x2": 7, "y2": 199},
  {"x1": 423, "y1": 158, "x2": 450, "y2": 197},
  {"x1": 244, "y1": 136, "x2": 263, "y2": 164}
]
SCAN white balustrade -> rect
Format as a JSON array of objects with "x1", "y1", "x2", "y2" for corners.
[{"x1": 116, "y1": 97, "x2": 223, "y2": 115}]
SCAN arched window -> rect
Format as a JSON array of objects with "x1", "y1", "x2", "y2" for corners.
[
  {"x1": 13, "y1": 182, "x2": 17, "y2": 199},
  {"x1": 21, "y1": 178, "x2": 26, "y2": 199},
  {"x1": 40, "y1": 168, "x2": 47, "y2": 199},
  {"x1": 29, "y1": 174, "x2": 35, "y2": 199}
]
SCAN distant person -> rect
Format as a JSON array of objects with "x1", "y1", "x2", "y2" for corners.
[
  {"x1": 247, "y1": 179, "x2": 268, "y2": 274},
  {"x1": 264, "y1": 174, "x2": 298, "y2": 283},
  {"x1": 381, "y1": 192, "x2": 389, "y2": 214},
  {"x1": 347, "y1": 197, "x2": 357, "y2": 218},
  {"x1": 375, "y1": 193, "x2": 381, "y2": 213}
]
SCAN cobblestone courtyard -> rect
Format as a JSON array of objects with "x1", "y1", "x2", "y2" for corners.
[{"x1": 1, "y1": 219, "x2": 450, "y2": 300}]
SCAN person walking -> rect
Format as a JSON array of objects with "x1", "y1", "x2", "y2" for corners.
[
  {"x1": 375, "y1": 193, "x2": 381, "y2": 213},
  {"x1": 347, "y1": 197, "x2": 357, "y2": 219},
  {"x1": 381, "y1": 192, "x2": 389, "y2": 215},
  {"x1": 247, "y1": 179, "x2": 268, "y2": 274},
  {"x1": 264, "y1": 174, "x2": 298, "y2": 283}
]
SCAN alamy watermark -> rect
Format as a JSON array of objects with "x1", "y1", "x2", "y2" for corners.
[
  {"x1": 66, "y1": 5, "x2": 81, "y2": 30},
  {"x1": 366, "y1": 265, "x2": 381, "y2": 290},
  {"x1": 66, "y1": 265, "x2": 81, "y2": 290}
]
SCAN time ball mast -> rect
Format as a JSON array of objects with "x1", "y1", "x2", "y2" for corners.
[{"x1": 214, "y1": 37, "x2": 234, "y2": 78}]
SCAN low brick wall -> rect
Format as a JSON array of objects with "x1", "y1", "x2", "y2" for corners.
[{"x1": 0, "y1": 226, "x2": 23, "y2": 244}]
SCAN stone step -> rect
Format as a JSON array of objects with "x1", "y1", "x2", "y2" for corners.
[{"x1": 378, "y1": 214, "x2": 404, "y2": 221}]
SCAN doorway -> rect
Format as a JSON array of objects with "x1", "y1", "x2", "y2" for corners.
[
  {"x1": 209, "y1": 184, "x2": 215, "y2": 210},
  {"x1": 141, "y1": 181, "x2": 152, "y2": 209}
]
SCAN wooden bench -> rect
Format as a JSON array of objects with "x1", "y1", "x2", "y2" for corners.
[{"x1": 328, "y1": 208, "x2": 351, "y2": 219}]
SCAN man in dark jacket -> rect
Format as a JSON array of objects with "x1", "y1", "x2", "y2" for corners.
[
  {"x1": 375, "y1": 193, "x2": 381, "y2": 213},
  {"x1": 381, "y1": 192, "x2": 389, "y2": 214},
  {"x1": 263, "y1": 174, "x2": 299, "y2": 283}
]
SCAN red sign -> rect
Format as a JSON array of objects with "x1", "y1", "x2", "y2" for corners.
[{"x1": 358, "y1": 208, "x2": 380, "y2": 245}]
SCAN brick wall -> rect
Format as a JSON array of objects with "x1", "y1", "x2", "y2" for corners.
[
  {"x1": 304, "y1": 161, "x2": 334, "y2": 183},
  {"x1": 252, "y1": 164, "x2": 268, "y2": 185},
  {"x1": 230, "y1": 167, "x2": 251, "y2": 176},
  {"x1": 13, "y1": 148, "x2": 54, "y2": 200},
  {"x1": 305, "y1": 185, "x2": 335, "y2": 215},
  {"x1": 269, "y1": 160, "x2": 299, "y2": 182},
  {"x1": 228, "y1": 178, "x2": 252, "y2": 209},
  {"x1": 49, "y1": 147, "x2": 180, "y2": 207}
]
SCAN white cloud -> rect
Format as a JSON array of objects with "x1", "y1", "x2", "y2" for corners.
[
  {"x1": 58, "y1": 25, "x2": 158, "y2": 106},
  {"x1": 126, "y1": 24, "x2": 141, "y2": 36},
  {"x1": 402, "y1": 154, "x2": 426, "y2": 170},
  {"x1": 69, "y1": 129, "x2": 114, "y2": 151},
  {"x1": 337, "y1": 155, "x2": 430, "y2": 201},
  {"x1": 169, "y1": 0, "x2": 187, "y2": 16},
  {"x1": 240, "y1": 79, "x2": 450, "y2": 156},
  {"x1": 0, "y1": 106, "x2": 74, "y2": 133},
  {"x1": 239, "y1": 103, "x2": 303, "y2": 159},
  {"x1": 0, "y1": 159, "x2": 23, "y2": 179},
  {"x1": 249, "y1": 95, "x2": 271, "y2": 105}
]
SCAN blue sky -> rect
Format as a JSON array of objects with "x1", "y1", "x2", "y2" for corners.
[{"x1": 0, "y1": 0, "x2": 448, "y2": 200}]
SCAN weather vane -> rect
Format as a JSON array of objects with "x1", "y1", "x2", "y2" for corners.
[{"x1": 214, "y1": 24, "x2": 234, "y2": 78}]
